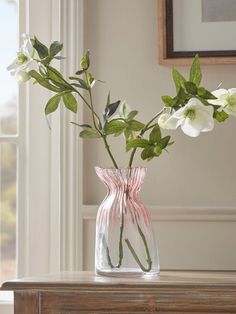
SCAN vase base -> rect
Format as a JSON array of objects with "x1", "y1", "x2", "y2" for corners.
[{"x1": 96, "y1": 267, "x2": 160, "y2": 279}]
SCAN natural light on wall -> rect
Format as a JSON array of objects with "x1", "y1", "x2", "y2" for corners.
[{"x1": 0, "y1": 0, "x2": 18, "y2": 286}]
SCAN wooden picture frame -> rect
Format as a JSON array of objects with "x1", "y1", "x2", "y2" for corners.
[{"x1": 158, "y1": 0, "x2": 236, "y2": 65}]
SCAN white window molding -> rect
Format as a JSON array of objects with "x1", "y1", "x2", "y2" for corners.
[
  {"x1": 60, "y1": 0, "x2": 84, "y2": 272},
  {"x1": 2, "y1": 1, "x2": 84, "y2": 313},
  {"x1": 17, "y1": 0, "x2": 62, "y2": 279},
  {"x1": 16, "y1": 0, "x2": 85, "y2": 279}
]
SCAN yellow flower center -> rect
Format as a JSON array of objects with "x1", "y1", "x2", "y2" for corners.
[
  {"x1": 227, "y1": 95, "x2": 236, "y2": 107},
  {"x1": 184, "y1": 108, "x2": 196, "y2": 120},
  {"x1": 17, "y1": 53, "x2": 28, "y2": 65}
]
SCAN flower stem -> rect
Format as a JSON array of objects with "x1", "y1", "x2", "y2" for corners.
[
  {"x1": 102, "y1": 206, "x2": 124, "y2": 268},
  {"x1": 82, "y1": 72, "x2": 119, "y2": 169},
  {"x1": 102, "y1": 136, "x2": 119, "y2": 169},
  {"x1": 124, "y1": 222, "x2": 152, "y2": 272}
]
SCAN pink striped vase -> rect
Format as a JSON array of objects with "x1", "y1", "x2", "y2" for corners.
[{"x1": 95, "y1": 166, "x2": 160, "y2": 278}]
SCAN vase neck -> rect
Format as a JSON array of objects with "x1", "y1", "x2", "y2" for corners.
[{"x1": 95, "y1": 167, "x2": 147, "y2": 195}]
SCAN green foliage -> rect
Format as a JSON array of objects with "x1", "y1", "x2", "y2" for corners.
[
  {"x1": 214, "y1": 110, "x2": 229, "y2": 122},
  {"x1": 45, "y1": 94, "x2": 61, "y2": 115},
  {"x1": 105, "y1": 119, "x2": 127, "y2": 136},
  {"x1": 172, "y1": 68, "x2": 186, "y2": 93},
  {"x1": 161, "y1": 55, "x2": 217, "y2": 114},
  {"x1": 184, "y1": 81, "x2": 198, "y2": 95},
  {"x1": 29, "y1": 70, "x2": 62, "y2": 92},
  {"x1": 127, "y1": 120, "x2": 144, "y2": 131},
  {"x1": 22, "y1": 37, "x2": 226, "y2": 169},
  {"x1": 32, "y1": 36, "x2": 49, "y2": 59},
  {"x1": 126, "y1": 110, "x2": 138, "y2": 121},
  {"x1": 79, "y1": 128, "x2": 101, "y2": 139},
  {"x1": 197, "y1": 87, "x2": 216, "y2": 99},
  {"x1": 71, "y1": 122, "x2": 92, "y2": 128},
  {"x1": 149, "y1": 125, "x2": 161, "y2": 143},
  {"x1": 126, "y1": 125, "x2": 172, "y2": 161},
  {"x1": 49, "y1": 41, "x2": 63, "y2": 57},
  {"x1": 161, "y1": 95, "x2": 174, "y2": 107},
  {"x1": 189, "y1": 55, "x2": 202, "y2": 86},
  {"x1": 62, "y1": 93, "x2": 78, "y2": 113},
  {"x1": 103, "y1": 100, "x2": 121, "y2": 122},
  {"x1": 80, "y1": 50, "x2": 90, "y2": 70},
  {"x1": 126, "y1": 138, "x2": 150, "y2": 151}
]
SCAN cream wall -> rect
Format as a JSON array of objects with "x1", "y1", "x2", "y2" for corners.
[{"x1": 82, "y1": 0, "x2": 236, "y2": 270}]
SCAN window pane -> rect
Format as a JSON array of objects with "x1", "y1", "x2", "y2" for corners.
[
  {"x1": 0, "y1": 0, "x2": 18, "y2": 135},
  {"x1": 0, "y1": 143, "x2": 17, "y2": 284}
]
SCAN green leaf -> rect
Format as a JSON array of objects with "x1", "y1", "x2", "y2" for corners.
[
  {"x1": 158, "y1": 136, "x2": 171, "y2": 149},
  {"x1": 124, "y1": 129, "x2": 134, "y2": 141},
  {"x1": 141, "y1": 147, "x2": 155, "y2": 161},
  {"x1": 149, "y1": 125, "x2": 161, "y2": 143},
  {"x1": 32, "y1": 36, "x2": 49, "y2": 59},
  {"x1": 154, "y1": 146, "x2": 162, "y2": 156},
  {"x1": 80, "y1": 50, "x2": 90, "y2": 70},
  {"x1": 47, "y1": 66, "x2": 71, "y2": 89},
  {"x1": 45, "y1": 94, "x2": 61, "y2": 115},
  {"x1": 103, "y1": 100, "x2": 120, "y2": 121},
  {"x1": 77, "y1": 78, "x2": 89, "y2": 90},
  {"x1": 213, "y1": 110, "x2": 229, "y2": 122},
  {"x1": 75, "y1": 69, "x2": 85, "y2": 75},
  {"x1": 126, "y1": 110, "x2": 138, "y2": 121},
  {"x1": 71, "y1": 122, "x2": 92, "y2": 128},
  {"x1": 127, "y1": 120, "x2": 144, "y2": 131},
  {"x1": 174, "y1": 87, "x2": 188, "y2": 107},
  {"x1": 126, "y1": 138, "x2": 150, "y2": 151},
  {"x1": 161, "y1": 95, "x2": 174, "y2": 107},
  {"x1": 49, "y1": 41, "x2": 63, "y2": 57},
  {"x1": 104, "y1": 120, "x2": 127, "y2": 135},
  {"x1": 184, "y1": 81, "x2": 198, "y2": 95},
  {"x1": 106, "y1": 91, "x2": 111, "y2": 107},
  {"x1": 197, "y1": 87, "x2": 217, "y2": 99},
  {"x1": 62, "y1": 93, "x2": 78, "y2": 113},
  {"x1": 29, "y1": 70, "x2": 62, "y2": 93},
  {"x1": 189, "y1": 55, "x2": 202, "y2": 86},
  {"x1": 172, "y1": 68, "x2": 186, "y2": 92},
  {"x1": 79, "y1": 128, "x2": 101, "y2": 139},
  {"x1": 87, "y1": 73, "x2": 95, "y2": 87}
]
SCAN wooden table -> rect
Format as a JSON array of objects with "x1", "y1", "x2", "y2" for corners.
[{"x1": 2, "y1": 271, "x2": 236, "y2": 313}]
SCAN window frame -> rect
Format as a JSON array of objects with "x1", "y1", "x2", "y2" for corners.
[{"x1": 1, "y1": 1, "x2": 84, "y2": 312}]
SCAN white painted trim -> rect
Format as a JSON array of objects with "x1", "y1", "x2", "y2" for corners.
[
  {"x1": 48, "y1": 0, "x2": 62, "y2": 274},
  {"x1": 82, "y1": 205, "x2": 236, "y2": 222},
  {"x1": 60, "y1": 0, "x2": 84, "y2": 271},
  {"x1": 17, "y1": 0, "x2": 28, "y2": 279},
  {"x1": 0, "y1": 137, "x2": 18, "y2": 143},
  {"x1": 17, "y1": 0, "x2": 62, "y2": 278}
]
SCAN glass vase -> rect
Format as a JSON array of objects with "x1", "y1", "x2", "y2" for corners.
[{"x1": 95, "y1": 166, "x2": 160, "y2": 278}]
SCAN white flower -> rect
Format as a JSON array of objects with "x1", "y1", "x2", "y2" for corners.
[
  {"x1": 159, "y1": 98, "x2": 214, "y2": 137},
  {"x1": 158, "y1": 112, "x2": 178, "y2": 130},
  {"x1": 208, "y1": 88, "x2": 236, "y2": 117},
  {"x1": 7, "y1": 34, "x2": 34, "y2": 77}
]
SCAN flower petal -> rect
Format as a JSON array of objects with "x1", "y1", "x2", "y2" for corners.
[
  {"x1": 158, "y1": 113, "x2": 179, "y2": 130},
  {"x1": 181, "y1": 119, "x2": 201, "y2": 137},
  {"x1": 208, "y1": 89, "x2": 228, "y2": 107}
]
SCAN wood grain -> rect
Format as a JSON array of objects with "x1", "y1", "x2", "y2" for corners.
[
  {"x1": 2, "y1": 271, "x2": 236, "y2": 313},
  {"x1": 14, "y1": 291, "x2": 39, "y2": 314}
]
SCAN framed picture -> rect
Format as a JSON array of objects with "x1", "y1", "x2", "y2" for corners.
[{"x1": 158, "y1": 0, "x2": 236, "y2": 65}]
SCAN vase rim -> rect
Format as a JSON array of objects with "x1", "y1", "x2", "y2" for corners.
[{"x1": 94, "y1": 166, "x2": 147, "y2": 171}]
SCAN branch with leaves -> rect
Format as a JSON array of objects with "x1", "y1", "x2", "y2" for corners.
[
  {"x1": 7, "y1": 35, "x2": 235, "y2": 170},
  {"x1": 7, "y1": 35, "x2": 236, "y2": 273}
]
